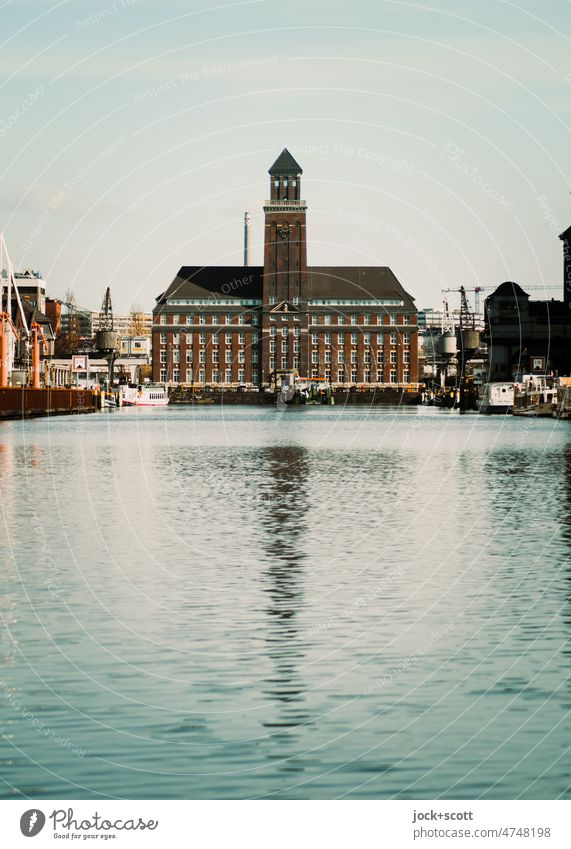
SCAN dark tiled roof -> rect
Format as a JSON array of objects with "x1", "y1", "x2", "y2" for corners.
[
  {"x1": 157, "y1": 265, "x2": 416, "y2": 309},
  {"x1": 559, "y1": 225, "x2": 571, "y2": 240},
  {"x1": 307, "y1": 267, "x2": 416, "y2": 308},
  {"x1": 268, "y1": 148, "x2": 303, "y2": 175},
  {"x1": 487, "y1": 281, "x2": 529, "y2": 299},
  {"x1": 157, "y1": 267, "x2": 264, "y2": 303}
]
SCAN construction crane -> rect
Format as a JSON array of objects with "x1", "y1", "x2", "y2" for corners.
[{"x1": 443, "y1": 284, "x2": 562, "y2": 314}]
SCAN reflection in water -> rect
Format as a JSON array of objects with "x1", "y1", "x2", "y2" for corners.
[{"x1": 258, "y1": 446, "x2": 311, "y2": 765}]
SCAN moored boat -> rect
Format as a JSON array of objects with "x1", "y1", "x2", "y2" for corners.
[
  {"x1": 553, "y1": 377, "x2": 571, "y2": 419},
  {"x1": 512, "y1": 375, "x2": 557, "y2": 417},
  {"x1": 121, "y1": 383, "x2": 169, "y2": 407},
  {"x1": 477, "y1": 381, "x2": 514, "y2": 414}
]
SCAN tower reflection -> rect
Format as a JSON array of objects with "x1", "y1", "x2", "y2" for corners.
[{"x1": 258, "y1": 445, "x2": 311, "y2": 767}]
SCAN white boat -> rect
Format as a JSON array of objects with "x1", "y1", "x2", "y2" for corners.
[
  {"x1": 121, "y1": 384, "x2": 169, "y2": 407},
  {"x1": 553, "y1": 377, "x2": 571, "y2": 419},
  {"x1": 477, "y1": 381, "x2": 514, "y2": 414}
]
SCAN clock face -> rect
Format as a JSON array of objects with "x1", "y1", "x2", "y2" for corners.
[{"x1": 277, "y1": 223, "x2": 290, "y2": 241}]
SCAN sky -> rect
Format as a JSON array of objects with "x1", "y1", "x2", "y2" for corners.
[{"x1": 1, "y1": 0, "x2": 570, "y2": 313}]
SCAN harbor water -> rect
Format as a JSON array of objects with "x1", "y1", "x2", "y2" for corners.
[{"x1": 1, "y1": 406, "x2": 570, "y2": 800}]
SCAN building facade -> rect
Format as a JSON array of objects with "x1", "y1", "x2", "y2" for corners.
[{"x1": 152, "y1": 150, "x2": 418, "y2": 387}]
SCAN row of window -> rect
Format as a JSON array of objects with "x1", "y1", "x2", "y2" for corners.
[
  {"x1": 156, "y1": 313, "x2": 414, "y2": 326},
  {"x1": 159, "y1": 330, "x2": 411, "y2": 346},
  {"x1": 161, "y1": 350, "x2": 410, "y2": 366}
]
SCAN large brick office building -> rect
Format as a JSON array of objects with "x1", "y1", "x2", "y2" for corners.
[{"x1": 152, "y1": 150, "x2": 418, "y2": 387}]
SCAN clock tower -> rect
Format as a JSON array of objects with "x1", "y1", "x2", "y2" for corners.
[{"x1": 262, "y1": 149, "x2": 309, "y2": 378}]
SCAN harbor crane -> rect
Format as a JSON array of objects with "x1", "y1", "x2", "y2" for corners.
[{"x1": 95, "y1": 286, "x2": 119, "y2": 387}]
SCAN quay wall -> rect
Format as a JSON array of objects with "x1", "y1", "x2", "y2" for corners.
[
  {"x1": 0, "y1": 387, "x2": 97, "y2": 420},
  {"x1": 168, "y1": 388, "x2": 421, "y2": 405}
]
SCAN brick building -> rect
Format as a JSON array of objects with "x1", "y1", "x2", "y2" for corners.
[{"x1": 152, "y1": 149, "x2": 418, "y2": 387}]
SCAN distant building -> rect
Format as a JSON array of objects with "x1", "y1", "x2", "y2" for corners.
[
  {"x1": 119, "y1": 335, "x2": 151, "y2": 359},
  {"x1": 152, "y1": 149, "x2": 419, "y2": 387}
]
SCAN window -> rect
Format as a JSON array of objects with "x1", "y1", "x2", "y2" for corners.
[
  {"x1": 390, "y1": 332, "x2": 397, "y2": 345},
  {"x1": 390, "y1": 351, "x2": 397, "y2": 364},
  {"x1": 238, "y1": 351, "x2": 245, "y2": 363},
  {"x1": 312, "y1": 351, "x2": 318, "y2": 364},
  {"x1": 225, "y1": 350, "x2": 232, "y2": 363},
  {"x1": 225, "y1": 314, "x2": 231, "y2": 325},
  {"x1": 310, "y1": 315, "x2": 317, "y2": 324},
  {"x1": 173, "y1": 333, "x2": 180, "y2": 345},
  {"x1": 338, "y1": 332, "x2": 344, "y2": 344},
  {"x1": 238, "y1": 315, "x2": 245, "y2": 325},
  {"x1": 252, "y1": 314, "x2": 259, "y2": 325},
  {"x1": 390, "y1": 370, "x2": 397, "y2": 383},
  {"x1": 311, "y1": 333, "x2": 318, "y2": 345},
  {"x1": 377, "y1": 351, "x2": 383, "y2": 364},
  {"x1": 324, "y1": 315, "x2": 331, "y2": 325},
  {"x1": 238, "y1": 369, "x2": 246, "y2": 382},
  {"x1": 364, "y1": 351, "x2": 371, "y2": 364},
  {"x1": 199, "y1": 314, "x2": 205, "y2": 325},
  {"x1": 199, "y1": 332, "x2": 206, "y2": 345},
  {"x1": 239, "y1": 332, "x2": 245, "y2": 345},
  {"x1": 269, "y1": 356, "x2": 276, "y2": 369},
  {"x1": 212, "y1": 370, "x2": 220, "y2": 383},
  {"x1": 160, "y1": 369, "x2": 167, "y2": 382},
  {"x1": 351, "y1": 370, "x2": 357, "y2": 382},
  {"x1": 225, "y1": 369, "x2": 232, "y2": 383},
  {"x1": 351, "y1": 333, "x2": 358, "y2": 345},
  {"x1": 224, "y1": 333, "x2": 231, "y2": 344},
  {"x1": 364, "y1": 371, "x2": 371, "y2": 383},
  {"x1": 404, "y1": 316, "x2": 410, "y2": 325},
  {"x1": 186, "y1": 351, "x2": 193, "y2": 363},
  {"x1": 252, "y1": 369, "x2": 259, "y2": 383},
  {"x1": 403, "y1": 333, "x2": 410, "y2": 345},
  {"x1": 325, "y1": 351, "x2": 332, "y2": 363},
  {"x1": 199, "y1": 351, "x2": 206, "y2": 363},
  {"x1": 173, "y1": 350, "x2": 180, "y2": 363},
  {"x1": 364, "y1": 332, "x2": 371, "y2": 345},
  {"x1": 186, "y1": 333, "x2": 193, "y2": 343},
  {"x1": 269, "y1": 296, "x2": 276, "y2": 305},
  {"x1": 173, "y1": 368, "x2": 180, "y2": 383},
  {"x1": 337, "y1": 370, "x2": 344, "y2": 383},
  {"x1": 338, "y1": 351, "x2": 344, "y2": 364},
  {"x1": 390, "y1": 315, "x2": 396, "y2": 325},
  {"x1": 403, "y1": 371, "x2": 410, "y2": 383},
  {"x1": 270, "y1": 341, "x2": 276, "y2": 353},
  {"x1": 312, "y1": 369, "x2": 318, "y2": 379},
  {"x1": 281, "y1": 325, "x2": 287, "y2": 337},
  {"x1": 364, "y1": 314, "x2": 370, "y2": 325},
  {"x1": 293, "y1": 357, "x2": 299, "y2": 369},
  {"x1": 252, "y1": 350, "x2": 259, "y2": 363},
  {"x1": 160, "y1": 351, "x2": 166, "y2": 364},
  {"x1": 337, "y1": 315, "x2": 344, "y2": 325},
  {"x1": 294, "y1": 326, "x2": 301, "y2": 336},
  {"x1": 325, "y1": 370, "x2": 331, "y2": 383},
  {"x1": 325, "y1": 332, "x2": 332, "y2": 345},
  {"x1": 376, "y1": 315, "x2": 383, "y2": 325},
  {"x1": 213, "y1": 351, "x2": 219, "y2": 363},
  {"x1": 270, "y1": 326, "x2": 277, "y2": 336},
  {"x1": 293, "y1": 341, "x2": 300, "y2": 353},
  {"x1": 351, "y1": 351, "x2": 357, "y2": 364},
  {"x1": 211, "y1": 315, "x2": 217, "y2": 324},
  {"x1": 293, "y1": 296, "x2": 300, "y2": 305},
  {"x1": 160, "y1": 333, "x2": 166, "y2": 344},
  {"x1": 252, "y1": 332, "x2": 259, "y2": 343},
  {"x1": 172, "y1": 314, "x2": 179, "y2": 324},
  {"x1": 404, "y1": 351, "x2": 410, "y2": 364},
  {"x1": 186, "y1": 369, "x2": 192, "y2": 383},
  {"x1": 282, "y1": 341, "x2": 288, "y2": 353},
  {"x1": 281, "y1": 357, "x2": 286, "y2": 369},
  {"x1": 159, "y1": 314, "x2": 166, "y2": 325}
]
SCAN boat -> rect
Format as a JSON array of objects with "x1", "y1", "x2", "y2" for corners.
[
  {"x1": 553, "y1": 377, "x2": 571, "y2": 419},
  {"x1": 121, "y1": 383, "x2": 169, "y2": 407},
  {"x1": 477, "y1": 381, "x2": 514, "y2": 414},
  {"x1": 512, "y1": 375, "x2": 557, "y2": 417}
]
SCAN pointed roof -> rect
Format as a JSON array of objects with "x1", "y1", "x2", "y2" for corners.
[{"x1": 269, "y1": 148, "x2": 302, "y2": 175}]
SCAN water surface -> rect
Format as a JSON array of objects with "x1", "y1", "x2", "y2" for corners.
[{"x1": 1, "y1": 406, "x2": 570, "y2": 799}]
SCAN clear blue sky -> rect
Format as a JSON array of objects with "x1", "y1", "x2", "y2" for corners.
[{"x1": 1, "y1": 0, "x2": 570, "y2": 313}]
